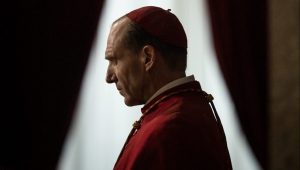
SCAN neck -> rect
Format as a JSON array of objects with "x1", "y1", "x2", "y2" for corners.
[{"x1": 142, "y1": 71, "x2": 186, "y2": 103}]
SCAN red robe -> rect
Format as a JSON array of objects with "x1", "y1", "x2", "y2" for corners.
[{"x1": 114, "y1": 81, "x2": 232, "y2": 170}]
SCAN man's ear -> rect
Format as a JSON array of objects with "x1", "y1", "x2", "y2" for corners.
[{"x1": 142, "y1": 45, "x2": 156, "y2": 71}]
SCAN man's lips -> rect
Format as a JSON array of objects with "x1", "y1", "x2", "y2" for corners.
[
  {"x1": 116, "y1": 84, "x2": 121, "y2": 90},
  {"x1": 118, "y1": 89, "x2": 124, "y2": 96},
  {"x1": 116, "y1": 86, "x2": 123, "y2": 95}
]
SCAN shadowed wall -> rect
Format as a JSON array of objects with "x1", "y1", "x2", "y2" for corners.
[{"x1": 269, "y1": 0, "x2": 300, "y2": 169}]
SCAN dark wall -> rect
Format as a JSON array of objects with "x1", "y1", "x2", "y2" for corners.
[
  {"x1": 2, "y1": 0, "x2": 104, "y2": 169},
  {"x1": 268, "y1": 0, "x2": 300, "y2": 169}
]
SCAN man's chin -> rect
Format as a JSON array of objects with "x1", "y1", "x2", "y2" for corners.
[{"x1": 124, "y1": 97, "x2": 143, "y2": 106}]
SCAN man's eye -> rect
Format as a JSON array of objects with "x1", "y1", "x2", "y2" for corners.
[{"x1": 108, "y1": 59, "x2": 117, "y2": 66}]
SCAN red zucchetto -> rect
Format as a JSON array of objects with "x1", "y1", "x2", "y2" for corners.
[{"x1": 126, "y1": 6, "x2": 187, "y2": 48}]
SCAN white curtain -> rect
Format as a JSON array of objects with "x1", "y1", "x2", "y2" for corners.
[{"x1": 58, "y1": 0, "x2": 261, "y2": 169}]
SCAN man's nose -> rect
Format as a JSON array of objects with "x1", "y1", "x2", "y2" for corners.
[{"x1": 106, "y1": 72, "x2": 116, "y2": 84}]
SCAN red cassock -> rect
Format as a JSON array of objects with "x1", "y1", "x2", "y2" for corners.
[{"x1": 114, "y1": 81, "x2": 232, "y2": 170}]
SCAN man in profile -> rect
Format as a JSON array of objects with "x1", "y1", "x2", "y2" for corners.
[{"x1": 105, "y1": 6, "x2": 232, "y2": 170}]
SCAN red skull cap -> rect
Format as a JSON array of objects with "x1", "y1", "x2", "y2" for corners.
[{"x1": 126, "y1": 6, "x2": 187, "y2": 48}]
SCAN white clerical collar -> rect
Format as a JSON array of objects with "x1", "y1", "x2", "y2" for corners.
[{"x1": 145, "y1": 75, "x2": 195, "y2": 105}]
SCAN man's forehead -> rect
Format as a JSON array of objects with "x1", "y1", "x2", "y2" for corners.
[
  {"x1": 105, "y1": 18, "x2": 130, "y2": 58},
  {"x1": 108, "y1": 18, "x2": 130, "y2": 45},
  {"x1": 111, "y1": 17, "x2": 129, "y2": 34}
]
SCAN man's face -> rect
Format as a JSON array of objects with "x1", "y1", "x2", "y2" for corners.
[{"x1": 105, "y1": 18, "x2": 146, "y2": 106}]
